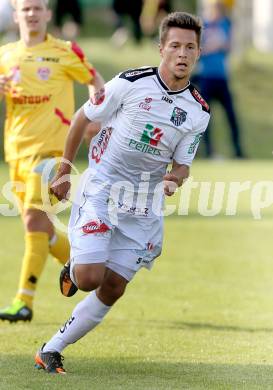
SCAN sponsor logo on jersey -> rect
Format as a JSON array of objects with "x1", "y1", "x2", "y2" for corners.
[
  {"x1": 12, "y1": 94, "x2": 52, "y2": 105},
  {"x1": 188, "y1": 133, "x2": 203, "y2": 154},
  {"x1": 91, "y1": 127, "x2": 113, "y2": 163},
  {"x1": 37, "y1": 67, "x2": 51, "y2": 81},
  {"x1": 36, "y1": 56, "x2": 60, "y2": 63},
  {"x1": 82, "y1": 219, "x2": 110, "y2": 234},
  {"x1": 24, "y1": 55, "x2": 35, "y2": 62},
  {"x1": 170, "y1": 107, "x2": 187, "y2": 126},
  {"x1": 162, "y1": 95, "x2": 173, "y2": 104},
  {"x1": 125, "y1": 68, "x2": 153, "y2": 77},
  {"x1": 139, "y1": 97, "x2": 152, "y2": 111},
  {"x1": 192, "y1": 88, "x2": 209, "y2": 111},
  {"x1": 129, "y1": 123, "x2": 163, "y2": 156},
  {"x1": 141, "y1": 123, "x2": 163, "y2": 146}
]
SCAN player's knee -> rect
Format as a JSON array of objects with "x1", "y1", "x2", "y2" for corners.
[
  {"x1": 23, "y1": 209, "x2": 53, "y2": 234},
  {"x1": 74, "y1": 267, "x2": 102, "y2": 292},
  {"x1": 100, "y1": 279, "x2": 126, "y2": 302}
]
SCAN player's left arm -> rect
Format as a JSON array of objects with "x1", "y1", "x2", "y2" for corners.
[
  {"x1": 88, "y1": 70, "x2": 105, "y2": 106},
  {"x1": 164, "y1": 110, "x2": 210, "y2": 196},
  {"x1": 163, "y1": 161, "x2": 189, "y2": 197}
]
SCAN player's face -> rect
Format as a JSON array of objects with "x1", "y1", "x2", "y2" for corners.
[
  {"x1": 160, "y1": 28, "x2": 201, "y2": 83},
  {"x1": 14, "y1": 0, "x2": 51, "y2": 36}
]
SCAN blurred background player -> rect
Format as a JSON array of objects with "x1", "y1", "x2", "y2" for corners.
[
  {"x1": 111, "y1": 0, "x2": 143, "y2": 46},
  {"x1": 54, "y1": 0, "x2": 83, "y2": 40},
  {"x1": 141, "y1": 0, "x2": 172, "y2": 38},
  {"x1": 0, "y1": 0, "x2": 103, "y2": 322},
  {"x1": 196, "y1": 1, "x2": 244, "y2": 158}
]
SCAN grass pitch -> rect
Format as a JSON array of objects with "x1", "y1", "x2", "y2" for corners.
[{"x1": 0, "y1": 160, "x2": 273, "y2": 389}]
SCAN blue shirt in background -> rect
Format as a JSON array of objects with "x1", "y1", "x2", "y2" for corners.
[{"x1": 198, "y1": 16, "x2": 231, "y2": 80}]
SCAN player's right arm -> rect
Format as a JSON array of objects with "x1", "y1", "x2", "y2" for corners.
[
  {"x1": 50, "y1": 107, "x2": 90, "y2": 201},
  {"x1": 50, "y1": 75, "x2": 129, "y2": 201}
]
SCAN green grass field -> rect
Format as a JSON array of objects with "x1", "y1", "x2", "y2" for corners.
[{"x1": 0, "y1": 160, "x2": 273, "y2": 389}]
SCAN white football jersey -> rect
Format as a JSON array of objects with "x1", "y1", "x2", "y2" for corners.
[{"x1": 83, "y1": 66, "x2": 210, "y2": 203}]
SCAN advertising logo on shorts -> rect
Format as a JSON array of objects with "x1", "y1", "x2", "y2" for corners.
[
  {"x1": 37, "y1": 67, "x2": 51, "y2": 81},
  {"x1": 170, "y1": 107, "x2": 187, "y2": 126},
  {"x1": 82, "y1": 219, "x2": 110, "y2": 234}
]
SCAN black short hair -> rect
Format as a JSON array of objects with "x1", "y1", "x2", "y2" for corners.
[{"x1": 159, "y1": 12, "x2": 203, "y2": 47}]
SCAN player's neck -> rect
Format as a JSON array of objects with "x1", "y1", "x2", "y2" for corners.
[
  {"x1": 158, "y1": 65, "x2": 190, "y2": 91},
  {"x1": 21, "y1": 31, "x2": 47, "y2": 47}
]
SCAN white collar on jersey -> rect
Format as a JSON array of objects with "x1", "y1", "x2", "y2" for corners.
[{"x1": 156, "y1": 68, "x2": 190, "y2": 95}]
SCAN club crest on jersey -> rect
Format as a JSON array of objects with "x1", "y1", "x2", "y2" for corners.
[
  {"x1": 37, "y1": 67, "x2": 51, "y2": 81},
  {"x1": 170, "y1": 107, "x2": 187, "y2": 126},
  {"x1": 139, "y1": 97, "x2": 152, "y2": 111}
]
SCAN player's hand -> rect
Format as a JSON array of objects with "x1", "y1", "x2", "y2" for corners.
[
  {"x1": 163, "y1": 173, "x2": 179, "y2": 196},
  {"x1": 0, "y1": 75, "x2": 11, "y2": 97},
  {"x1": 50, "y1": 170, "x2": 71, "y2": 201}
]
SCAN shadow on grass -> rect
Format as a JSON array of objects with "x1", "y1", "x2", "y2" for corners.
[
  {"x1": 177, "y1": 321, "x2": 273, "y2": 334},
  {"x1": 145, "y1": 319, "x2": 273, "y2": 334},
  {"x1": 1, "y1": 354, "x2": 273, "y2": 389}
]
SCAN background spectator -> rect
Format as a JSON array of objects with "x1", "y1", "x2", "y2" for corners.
[
  {"x1": 141, "y1": 0, "x2": 172, "y2": 38},
  {"x1": 196, "y1": 1, "x2": 245, "y2": 158},
  {"x1": 111, "y1": 0, "x2": 143, "y2": 47},
  {"x1": 54, "y1": 0, "x2": 83, "y2": 40}
]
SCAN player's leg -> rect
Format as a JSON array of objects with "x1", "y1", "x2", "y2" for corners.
[
  {"x1": 0, "y1": 156, "x2": 70, "y2": 322},
  {"x1": 0, "y1": 208, "x2": 51, "y2": 322},
  {"x1": 48, "y1": 229, "x2": 70, "y2": 265},
  {"x1": 15, "y1": 208, "x2": 52, "y2": 306},
  {"x1": 24, "y1": 155, "x2": 70, "y2": 264},
  {"x1": 35, "y1": 266, "x2": 130, "y2": 373},
  {"x1": 217, "y1": 79, "x2": 244, "y2": 158}
]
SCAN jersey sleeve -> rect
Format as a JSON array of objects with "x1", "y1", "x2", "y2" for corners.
[
  {"x1": 83, "y1": 75, "x2": 128, "y2": 123},
  {"x1": 63, "y1": 41, "x2": 95, "y2": 84},
  {"x1": 173, "y1": 111, "x2": 210, "y2": 166}
]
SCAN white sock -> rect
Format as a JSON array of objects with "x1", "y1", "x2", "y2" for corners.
[{"x1": 43, "y1": 291, "x2": 111, "y2": 353}]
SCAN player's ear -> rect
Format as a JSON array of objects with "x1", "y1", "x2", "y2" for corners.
[
  {"x1": 159, "y1": 43, "x2": 163, "y2": 58},
  {"x1": 46, "y1": 9, "x2": 52, "y2": 23}
]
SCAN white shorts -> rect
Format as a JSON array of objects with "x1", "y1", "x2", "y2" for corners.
[{"x1": 68, "y1": 184, "x2": 163, "y2": 282}]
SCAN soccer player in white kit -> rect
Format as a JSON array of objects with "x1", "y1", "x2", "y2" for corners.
[{"x1": 35, "y1": 12, "x2": 210, "y2": 374}]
